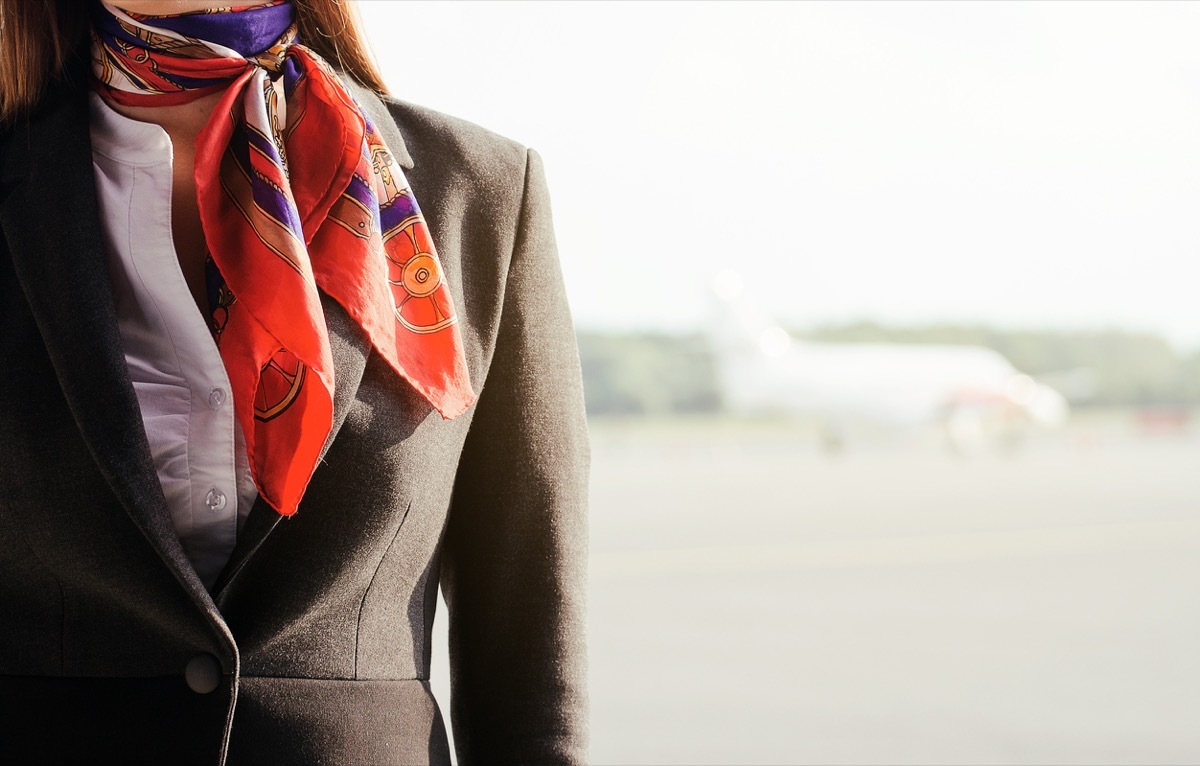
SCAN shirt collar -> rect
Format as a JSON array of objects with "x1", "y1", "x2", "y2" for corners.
[{"x1": 87, "y1": 90, "x2": 174, "y2": 167}]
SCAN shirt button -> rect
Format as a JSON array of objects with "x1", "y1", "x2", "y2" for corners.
[
  {"x1": 184, "y1": 653, "x2": 222, "y2": 694},
  {"x1": 205, "y1": 487, "x2": 227, "y2": 512},
  {"x1": 208, "y1": 387, "x2": 227, "y2": 408}
]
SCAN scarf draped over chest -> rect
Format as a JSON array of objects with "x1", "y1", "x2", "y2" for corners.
[{"x1": 90, "y1": 0, "x2": 475, "y2": 517}]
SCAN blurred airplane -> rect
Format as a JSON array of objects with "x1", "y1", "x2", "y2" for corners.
[{"x1": 707, "y1": 270, "x2": 1070, "y2": 453}]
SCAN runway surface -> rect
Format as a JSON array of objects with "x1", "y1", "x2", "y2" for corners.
[{"x1": 433, "y1": 414, "x2": 1200, "y2": 764}]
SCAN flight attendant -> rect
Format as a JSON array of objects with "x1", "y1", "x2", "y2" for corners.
[{"x1": 0, "y1": 0, "x2": 589, "y2": 763}]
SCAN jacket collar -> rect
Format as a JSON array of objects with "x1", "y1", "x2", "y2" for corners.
[{"x1": 343, "y1": 77, "x2": 415, "y2": 171}]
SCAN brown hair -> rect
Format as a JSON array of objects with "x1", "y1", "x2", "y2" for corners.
[{"x1": 0, "y1": 0, "x2": 390, "y2": 124}]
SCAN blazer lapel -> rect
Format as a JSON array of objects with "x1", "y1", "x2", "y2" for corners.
[
  {"x1": 0, "y1": 74, "x2": 217, "y2": 608},
  {"x1": 214, "y1": 82, "x2": 410, "y2": 601},
  {"x1": 342, "y1": 76, "x2": 415, "y2": 171}
]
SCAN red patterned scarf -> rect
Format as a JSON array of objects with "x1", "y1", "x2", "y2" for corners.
[{"x1": 91, "y1": 1, "x2": 475, "y2": 516}]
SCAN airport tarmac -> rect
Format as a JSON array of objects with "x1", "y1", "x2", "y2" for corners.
[{"x1": 432, "y1": 414, "x2": 1200, "y2": 764}]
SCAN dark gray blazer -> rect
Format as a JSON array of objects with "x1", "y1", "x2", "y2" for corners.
[{"x1": 0, "y1": 56, "x2": 589, "y2": 765}]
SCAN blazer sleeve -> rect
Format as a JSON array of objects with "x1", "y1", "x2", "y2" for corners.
[{"x1": 440, "y1": 148, "x2": 590, "y2": 764}]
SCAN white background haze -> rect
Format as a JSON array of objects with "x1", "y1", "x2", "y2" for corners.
[{"x1": 359, "y1": 0, "x2": 1200, "y2": 348}]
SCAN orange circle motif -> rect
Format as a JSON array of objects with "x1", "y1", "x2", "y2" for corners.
[
  {"x1": 401, "y1": 253, "x2": 442, "y2": 298},
  {"x1": 388, "y1": 218, "x2": 457, "y2": 334}
]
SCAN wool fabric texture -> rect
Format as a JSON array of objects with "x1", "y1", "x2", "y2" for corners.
[{"x1": 90, "y1": 1, "x2": 475, "y2": 517}]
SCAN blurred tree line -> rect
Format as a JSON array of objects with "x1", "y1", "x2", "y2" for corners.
[
  {"x1": 576, "y1": 332, "x2": 721, "y2": 417},
  {"x1": 576, "y1": 323, "x2": 1200, "y2": 417}
]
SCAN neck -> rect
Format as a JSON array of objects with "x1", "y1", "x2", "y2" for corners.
[{"x1": 111, "y1": 1, "x2": 240, "y2": 13}]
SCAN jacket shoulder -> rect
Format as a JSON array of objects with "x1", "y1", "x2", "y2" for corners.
[{"x1": 380, "y1": 96, "x2": 532, "y2": 197}]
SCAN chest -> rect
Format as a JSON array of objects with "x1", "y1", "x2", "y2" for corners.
[{"x1": 167, "y1": 145, "x2": 210, "y2": 318}]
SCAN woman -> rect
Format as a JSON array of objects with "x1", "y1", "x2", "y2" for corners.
[{"x1": 0, "y1": 1, "x2": 589, "y2": 763}]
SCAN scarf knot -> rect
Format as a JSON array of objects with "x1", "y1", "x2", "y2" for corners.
[{"x1": 248, "y1": 31, "x2": 294, "y2": 75}]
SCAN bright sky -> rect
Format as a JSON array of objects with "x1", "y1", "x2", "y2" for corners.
[{"x1": 358, "y1": 1, "x2": 1200, "y2": 348}]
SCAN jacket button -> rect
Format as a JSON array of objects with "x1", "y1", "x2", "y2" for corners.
[{"x1": 184, "y1": 653, "x2": 222, "y2": 694}]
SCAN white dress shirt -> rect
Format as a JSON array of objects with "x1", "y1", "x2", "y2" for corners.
[{"x1": 88, "y1": 91, "x2": 259, "y2": 589}]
